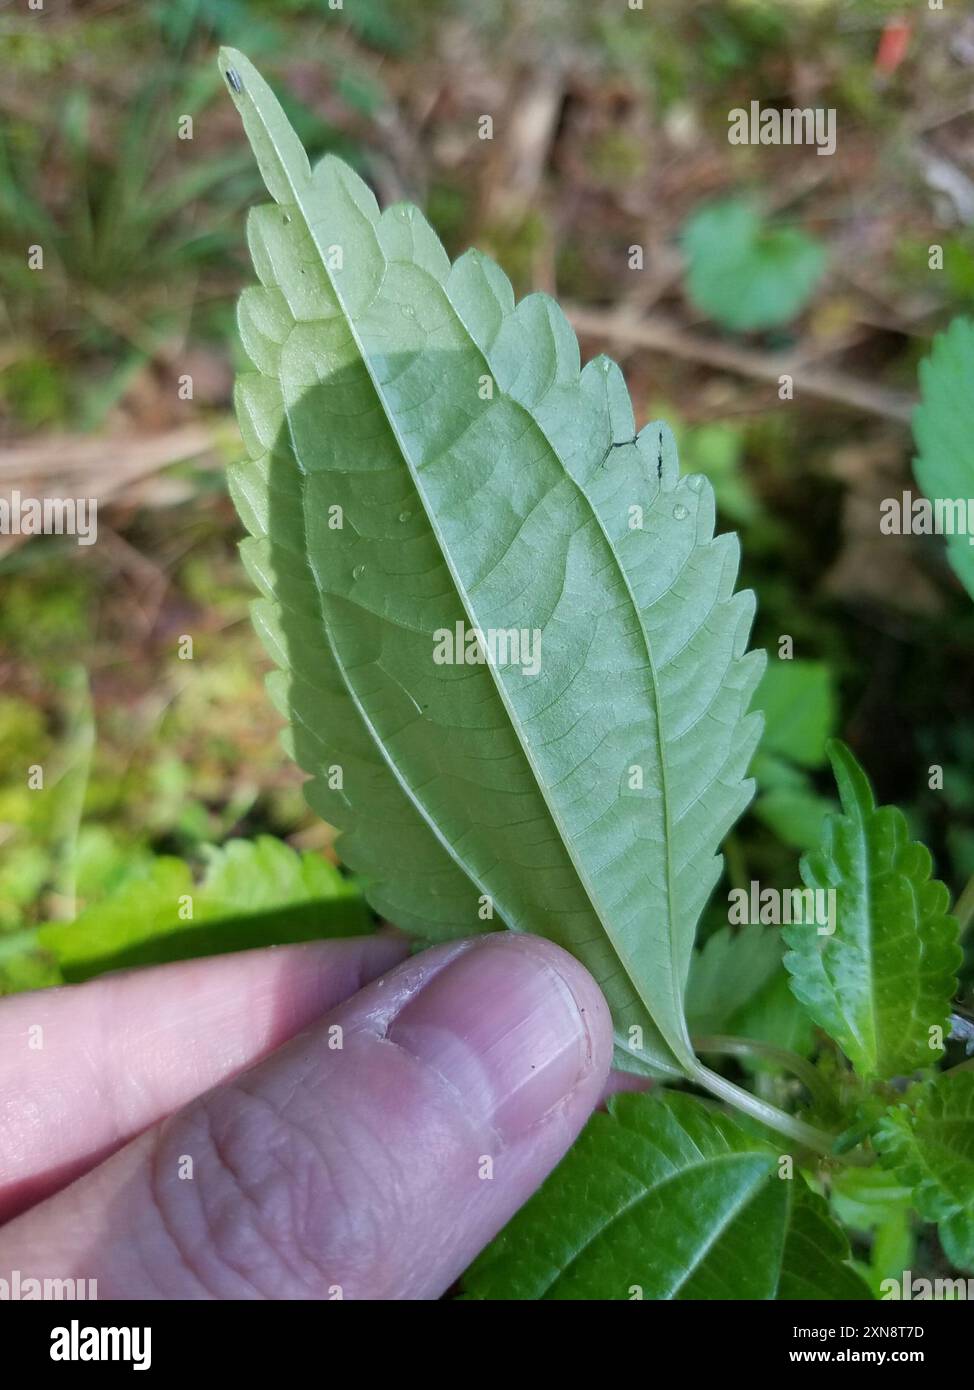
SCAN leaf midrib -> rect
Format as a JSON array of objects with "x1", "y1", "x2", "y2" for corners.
[
  {"x1": 535, "y1": 1146, "x2": 776, "y2": 1300},
  {"x1": 849, "y1": 800, "x2": 879, "y2": 1072}
]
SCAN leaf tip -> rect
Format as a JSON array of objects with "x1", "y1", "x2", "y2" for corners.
[
  {"x1": 826, "y1": 738, "x2": 875, "y2": 821},
  {"x1": 218, "y1": 46, "x2": 248, "y2": 101}
]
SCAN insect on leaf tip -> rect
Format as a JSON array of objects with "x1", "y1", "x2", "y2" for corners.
[{"x1": 225, "y1": 68, "x2": 243, "y2": 95}]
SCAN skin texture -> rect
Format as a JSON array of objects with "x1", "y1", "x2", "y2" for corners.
[{"x1": 0, "y1": 932, "x2": 613, "y2": 1299}]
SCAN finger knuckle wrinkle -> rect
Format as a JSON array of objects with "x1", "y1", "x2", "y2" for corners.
[{"x1": 151, "y1": 1084, "x2": 348, "y2": 1298}]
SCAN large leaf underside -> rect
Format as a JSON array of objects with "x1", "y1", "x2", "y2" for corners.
[{"x1": 222, "y1": 48, "x2": 764, "y2": 1076}]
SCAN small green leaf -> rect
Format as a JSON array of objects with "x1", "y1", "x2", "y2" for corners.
[
  {"x1": 939, "y1": 1208, "x2": 974, "y2": 1271},
  {"x1": 753, "y1": 783, "x2": 836, "y2": 853},
  {"x1": 463, "y1": 1091, "x2": 871, "y2": 1300},
  {"x1": 913, "y1": 317, "x2": 974, "y2": 603},
  {"x1": 0, "y1": 939, "x2": 61, "y2": 995},
  {"x1": 682, "y1": 199, "x2": 826, "y2": 333},
  {"x1": 876, "y1": 1072, "x2": 974, "y2": 1232},
  {"x1": 727, "y1": 968, "x2": 816, "y2": 1069},
  {"x1": 199, "y1": 835, "x2": 352, "y2": 910},
  {"x1": 686, "y1": 921, "x2": 783, "y2": 1033},
  {"x1": 25, "y1": 837, "x2": 370, "y2": 984},
  {"x1": 829, "y1": 1165, "x2": 916, "y2": 1295},
  {"x1": 830, "y1": 1166, "x2": 913, "y2": 1233},
  {"x1": 756, "y1": 660, "x2": 836, "y2": 769},
  {"x1": 783, "y1": 742, "x2": 961, "y2": 1079},
  {"x1": 752, "y1": 661, "x2": 837, "y2": 849}
]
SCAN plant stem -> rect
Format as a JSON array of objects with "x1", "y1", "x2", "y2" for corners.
[
  {"x1": 693, "y1": 1033, "x2": 834, "y2": 1113},
  {"x1": 690, "y1": 1060, "x2": 828, "y2": 1153},
  {"x1": 687, "y1": 1059, "x2": 872, "y2": 1164}
]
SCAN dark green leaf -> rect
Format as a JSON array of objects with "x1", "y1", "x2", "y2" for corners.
[
  {"x1": 778, "y1": 1184, "x2": 875, "y2": 1301},
  {"x1": 464, "y1": 1091, "x2": 871, "y2": 1300},
  {"x1": 784, "y1": 742, "x2": 961, "y2": 1079}
]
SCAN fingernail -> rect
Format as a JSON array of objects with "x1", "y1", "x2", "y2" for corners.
[{"x1": 387, "y1": 938, "x2": 593, "y2": 1144}]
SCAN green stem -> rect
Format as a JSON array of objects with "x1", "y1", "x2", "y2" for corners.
[
  {"x1": 693, "y1": 1033, "x2": 834, "y2": 1113},
  {"x1": 689, "y1": 1059, "x2": 830, "y2": 1153},
  {"x1": 686, "y1": 1058, "x2": 873, "y2": 1165}
]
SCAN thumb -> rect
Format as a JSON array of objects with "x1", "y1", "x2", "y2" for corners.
[{"x1": 0, "y1": 934, "x2": 613, "y2": 1299}]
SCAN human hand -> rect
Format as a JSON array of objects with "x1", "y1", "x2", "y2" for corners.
[{"x1": 0, "y1": 933, "x2": 612, "y2": 1299}]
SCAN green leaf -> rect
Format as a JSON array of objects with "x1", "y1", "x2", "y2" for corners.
[
  {"x1": 913, "y1": 317, "x2": 974, "y2": 602},
  {"x1": 876, "y1": 1072, "x2": 974, "y2": 1232},
  {"x1": 783, "y1": 741, "x2": 961, "y2": 1079},
  {"x1": 222, "y1": 48, "x2": 764, "y2": 1080},
  {"x1": 0, "y1": 940, "x2": 61, "y2": 996},
  {"x1": 829, "y1": 1165, "x2": 915, "y2": 1298},
  {"x1": 756, "y1": 660, "x2": 835, "y2": 769},
  {"x1": 199, "y1": 835, "x2": 352, "y2": 910},
  {"x1": 727, "y1": 968, "x2": 816, "y2": 1068},
  {"x1": 778, "y1": 1184, "x2": 876, "y2": 1301},
  {"x1": 830, "y1": 1166, "x2": 913, "y2": 1233},
  {"x1": 686, "y1": 921, "x2": 783, "y2": 1033},
  {"x1": 682, "y1": 199, "x2": 826, "y2": 333},
  {"x1": 463, "y1": 1092, "x2": 871, "y2": 1300},
  {"x1": 751, "y1": 662, "x2": 837, "y2": 849},
  {"x1": 753, "y1": 783, "x2": 836, "y2": 853},
  {"x1": 5, "y1": 837, "x2": 370, "y2": 985},
  {"x1": 939, "y1": 1208, "x2": 974, "y2": 1271}
]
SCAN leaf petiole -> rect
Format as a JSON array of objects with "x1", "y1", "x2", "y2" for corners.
[
  {"x1": 687, "y1": 1058, "x2": 873, "y2": 1164},
  {"x1": 693, "y1": 1032, "x2": 834, "y2": 1113}
]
